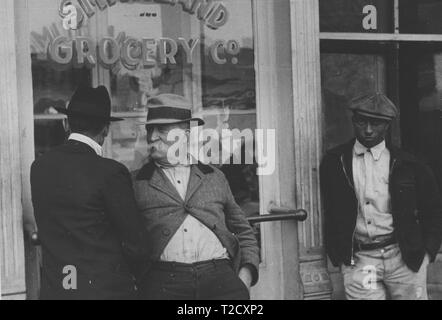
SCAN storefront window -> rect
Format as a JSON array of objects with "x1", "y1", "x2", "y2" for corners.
[
  {"x1": 319, "y1": 0, "x2": 394, "y2": 33},
  {"x1": 29, "y1": 0, "x2": 259, "y2": 219}
]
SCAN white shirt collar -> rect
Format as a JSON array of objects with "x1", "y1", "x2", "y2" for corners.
[
  {"x1": 354, "y1": 139, "x2": 386, "y2": 161},
  {"x1": 68, "y1": 133, "x2": 103, "y2": 156}
]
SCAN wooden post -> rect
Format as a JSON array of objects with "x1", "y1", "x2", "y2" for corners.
[
  {"x1": 290, "y1": 0, "x2": 333, "y2": 300},
  {"x1": 15, "y1": 0, "x2": 40, "y2": 300},
  {"x1": 0, "y1": 0, "x2": 27, "y2": 300}
]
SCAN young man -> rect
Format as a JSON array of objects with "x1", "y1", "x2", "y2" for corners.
[
  {"x1": 31, "y1": 86, "x2": 148, "y2": 300},
  {"x1": 132, "y1": 94, "x2": 260, "y2": 300},
  {"x1": 320, "y1": 93, "x2": 442, "y2": 300}
]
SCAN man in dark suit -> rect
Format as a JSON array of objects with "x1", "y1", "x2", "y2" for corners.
[
  {"x1": 132, "y1": 94, "x2": 260, "y2": 300},
  {"x1": 31, "y1": 86, "x2": 148, "y2": 300}
]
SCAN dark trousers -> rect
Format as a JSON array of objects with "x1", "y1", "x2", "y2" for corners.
[{"x1": 139, "y1": 259, "x2": 250, "y2": 300}]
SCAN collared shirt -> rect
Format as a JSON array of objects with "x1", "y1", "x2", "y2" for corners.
[
  {"x1": 352, "y1": 140, "x2": 394, "y2": 244},
  {"x1": 68, "y1": 133, "x2": 103, "y2": 156},
  {"x1": 159, "y1": 165, "x2": 229, "y2": 263}
]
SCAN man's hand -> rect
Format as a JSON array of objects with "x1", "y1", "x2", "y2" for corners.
[{"x1": 238, "y1": 266, "x2": 253, "y2": 291}]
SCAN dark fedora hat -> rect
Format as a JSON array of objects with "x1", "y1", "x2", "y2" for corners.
[
  {"x1": 141, "y1": 94, "x2": 205, "y2": 127},
  {"x1": 56, "y1": 86, "x2": 123, "y2": 122}
]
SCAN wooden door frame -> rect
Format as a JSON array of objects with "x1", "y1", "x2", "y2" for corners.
[
  {"x1": 251, "y1": 0, "x2": 301, "y2": 300},
  {"x1": 251, "y1": 0, "x2": 332, "y2": 300},
  {"x1": 0, "y1": 0, "x2": 32, "y2": 300}
]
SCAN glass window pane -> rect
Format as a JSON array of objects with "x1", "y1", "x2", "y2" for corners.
[
  {"x1": 109, "y1": 117, "x2": 148, "y2": 171},
  {"x1": 320, "y1": 0, "x2": 394, "y2": 33},
  {"x1": 29, "y1": 0, "x2": 93, "y2": 157},
  {"x1": 34, "y1": 119, "x2": 67, "y2": 159},
  {"x1": 399, "y1": 0, "x2": 442, "y2": 34},
  {"x1": 107, "y1": 2, "x2": 187, "y2": 112},
  {"x1": 415, "y1": 50, "x2": 442, "y2": 192}
]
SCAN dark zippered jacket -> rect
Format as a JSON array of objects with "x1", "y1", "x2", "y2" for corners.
[{"x1": 320, "y1": 139, "x2": 442, "y2": 271}]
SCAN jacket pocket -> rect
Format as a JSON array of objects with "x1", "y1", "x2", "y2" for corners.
[{"x1": 394, "y1": 183, "x2": 417, "y2": 216}]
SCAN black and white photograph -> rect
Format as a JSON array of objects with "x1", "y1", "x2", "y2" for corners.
[{"x1": 1, "y1": 0, "x2": 442, "y2": 304}]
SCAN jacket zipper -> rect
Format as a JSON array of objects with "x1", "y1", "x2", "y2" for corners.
[
  {"x1": 340, "y1": 154, "x2": 357, "y2": 266},
  {"x1": 389, "y1": 158, "x2": 397, "y2": 183},
  {"x1": 389, "y1": 157, "x2": 398, "y2": 233}
]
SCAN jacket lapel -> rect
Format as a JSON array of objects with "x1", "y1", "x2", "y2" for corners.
[
  {"x1": 136, "y1": 162, "x2": 214, "y2": 203},
  {"x1": 185, "y1": 165, "x2": 205, "y2": 203},
  {"x1": 342, "y1": 141, "x2": 355, "y2": 189},
  {"x1": 150, "y1": 169, "x2": 184, "y2": 203},
  {"x1": 136, "y1": 162, "x2": 183, "y2": 203}
]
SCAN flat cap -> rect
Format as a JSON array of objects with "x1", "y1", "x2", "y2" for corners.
[{"x1": 349, "y1": 93, "x2": 399, "y2": 121}]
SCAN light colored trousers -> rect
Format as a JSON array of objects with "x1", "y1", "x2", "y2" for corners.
[{"x1": 342, "y1": 244, "x2": 429, "y2": 300}]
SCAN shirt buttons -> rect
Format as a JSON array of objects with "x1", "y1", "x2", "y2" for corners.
[
  {"x1": 184, "y1": 229, "x2": 188, "y2": 233},
  {"x1": 367, "y1": 220, "x2": 372, "y2": 225}
]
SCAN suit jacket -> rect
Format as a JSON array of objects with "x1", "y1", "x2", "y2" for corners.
[
  {"x1": 320, "y1": 139, "x2": 442, "y2": 271},
  {"x1": 31, "y1": 140, "x2": 148, "y2": 300},
  {"x1": 132, "y1": 162, "x2": 260, "y2": 285}
]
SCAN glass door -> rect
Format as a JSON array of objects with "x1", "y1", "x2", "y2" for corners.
[{"x1": 26, "y1": 0, "x2": 301, "y2": 299}]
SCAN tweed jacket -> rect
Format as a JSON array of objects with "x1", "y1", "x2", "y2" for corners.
[{"x1": 132, "y1": 162, "x2": 260, "y2": 285}]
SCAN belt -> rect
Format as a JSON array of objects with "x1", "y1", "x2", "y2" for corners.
[
  {"x1": 353, "y1": 237, "x2": 397, "y2": 252},
  {"x1": 152, "y1": 259, "x2": 231, "y2": 272}
]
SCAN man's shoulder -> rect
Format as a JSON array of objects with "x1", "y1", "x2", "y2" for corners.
[
  {"x1": 197, "y1": 163, "x2": 227, "y2": 180},
  {"x1": 389, "y1": 146, "x2": 419, "y2": 163},
  {"x1": 97, "y1": 157, "x2": 129, "y2": 175},
  {"x1": 322, "y1": 140, "x2": 355, "y2": 164},
  {"x1": 389, "y1": 146, "x2": 434, "y2": 174},
  {"x1": 131, "y1": 162, "x2": 155, "y2": 182},
  {"x1": 31, "y1": 144, "x2": 71, "y2": 172}
]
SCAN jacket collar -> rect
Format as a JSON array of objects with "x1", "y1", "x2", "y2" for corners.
[
  {"x1": 64, "y1": 139, "x2": 98, "y2": 155},
  {"x1": 354, "y1": 139, "x2": 386, "y2": 161},
  {"x1": 327, "y1": 139, "x2": 419, "y2": 185},
  {"x1": 68, "y1": 133, "x2": 103, "y2": 156},
  {"x1": 136, "y1": 161, "x2": 214, "y2": 203},
  {"x1": 136, "y1": 161, "x2": 214, "y2": 181}
]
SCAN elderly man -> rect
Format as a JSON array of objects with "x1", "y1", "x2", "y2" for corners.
[
  {"x1": 31, "y1": 86, "x2": 148, "y2": 300},
  {"x1": 320, "y1": 93, "x2": 442, "y2": 300},
  {"x1": 133, "y1": 94, "x2": 260, "y2": 300}
]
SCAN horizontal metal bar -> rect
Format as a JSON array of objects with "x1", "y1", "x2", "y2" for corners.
[
  {"x1": 320, "y1": 32, "x2": 442, "y2": 42},
  {"x1": 247, "y1": 210, "x2": 308, "y2": 225}
]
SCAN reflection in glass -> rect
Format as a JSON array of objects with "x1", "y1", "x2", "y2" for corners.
[
  {"x1": 108, "y1": 2, "x2": 188, "y2": 112},
  {"x1": 199, "y1": 0, "x2": 258, "y2": 222},
  {"x1": 399, "y1": 0, "x2": 442, "y2": 34},
  {"x1": 110, "y1": 117, "x2": 149, "y2": 172},
  {"x1": 29, "y1": 0, "x2": 92, "y2": 157},
  {"x1": 320, "y1": 0, "x2": 393, "y2": 33},
  {"x1": 34, "y1": 119, "x2": 68, "y2": 159},
  {"x1": 416, "y1": 51, "x2": 442, "y2": 193}
]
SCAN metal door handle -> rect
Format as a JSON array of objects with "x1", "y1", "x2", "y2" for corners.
[{"x1": 247, "y1": 203, "x2": 308, "y2": 225}]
